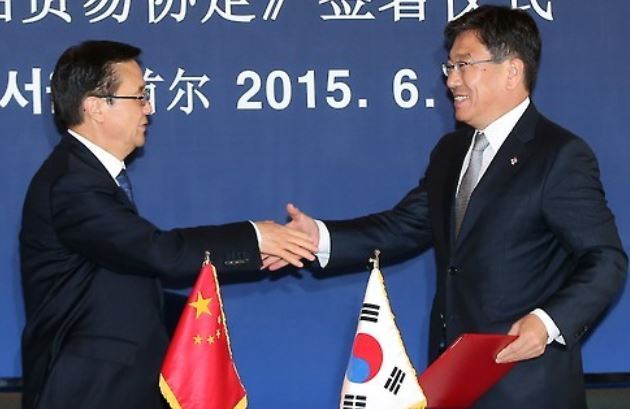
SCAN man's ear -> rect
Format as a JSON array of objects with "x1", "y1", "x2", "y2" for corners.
[
  {"x1": 82, "y1": 96, "x2": 106, "y2": 123},
  {"x1": 506, "y1": 58, "x2": 525, "y2": 90}
]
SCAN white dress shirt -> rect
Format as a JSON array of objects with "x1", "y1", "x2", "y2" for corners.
[{"x1": 68, "y1": 129, "x2": 125, "y2": 184}]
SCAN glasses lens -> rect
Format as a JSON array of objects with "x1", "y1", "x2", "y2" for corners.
[{"x1": 441, "y1": 63, "x2": 451, "y2": 77}]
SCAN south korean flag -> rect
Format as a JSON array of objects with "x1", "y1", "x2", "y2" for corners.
[{"x1": 339, "y1": 255, "x2": 426, "y2": 409}]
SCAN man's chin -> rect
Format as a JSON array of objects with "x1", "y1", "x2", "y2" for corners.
[{"x1": 453, "y1": 110, "x2": 469, "y2": 124}]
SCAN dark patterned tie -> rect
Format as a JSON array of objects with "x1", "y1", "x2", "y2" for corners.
[
  {"x1": 454, "y1": 132, "x2": 489, "y2": 237},
  {"x1": 116, "y1": 169, "x2": 134, "y2": 203}
]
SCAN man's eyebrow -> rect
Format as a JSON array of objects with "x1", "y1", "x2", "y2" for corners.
[{"x1": 448, "y1": 52, "x2": 473, "y2": 61}]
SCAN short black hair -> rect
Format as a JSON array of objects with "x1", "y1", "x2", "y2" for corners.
[
  {"x1": 51, "y1": 40, "x2": 141, "y2": 128},
  {"x1": 444, "y1": 5, "x2": 541, "y2": 91}
]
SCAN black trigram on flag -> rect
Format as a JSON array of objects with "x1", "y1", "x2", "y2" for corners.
[
  {"x1": 359, "y1": 303, "x2": 380, "y2": 323},
  {"x1": 342, "y1": 394, "x2": 367, "y2": 409},
  {"x1": 384, "y1": 366, "x2": 406, "y2": 395}
]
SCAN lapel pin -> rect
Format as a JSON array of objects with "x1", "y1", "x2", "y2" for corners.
[{"x1": 510, "y1": 156, "x2": 518, "y2": 166}]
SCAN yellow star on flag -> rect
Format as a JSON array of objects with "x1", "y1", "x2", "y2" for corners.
[{"x1": 188, "y1": 291, "x2": 212, "y2": 319}]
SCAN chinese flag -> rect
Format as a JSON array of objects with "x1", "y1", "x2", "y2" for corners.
[{"x1": 160, "y1": 257, "x2": 247, "y2": 409}]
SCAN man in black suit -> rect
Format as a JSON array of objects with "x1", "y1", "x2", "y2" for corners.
[
  {"x1": 267, "y1": 6, "x2": 627, "y2": 408},
  {"x1": 20, "y1": 40, "x2": 316, "y2": 409}
]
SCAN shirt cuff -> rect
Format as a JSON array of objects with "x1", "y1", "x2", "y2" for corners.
[
  {"x1": 531, "y1": 308, "x2": 566, "y2": 345},
  {"x1": 249, "y1": 221, "x2": 262, "y2": 250},
  {"x1": 314, "y1": 219, "x2": 331, "y2": 268}
]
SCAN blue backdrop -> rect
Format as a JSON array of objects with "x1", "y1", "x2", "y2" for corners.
[{"x1": 1, "y1": 1, "x2": 628, "y2": 407}]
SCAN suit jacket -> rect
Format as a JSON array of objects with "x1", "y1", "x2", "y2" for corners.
[
  {"x1": 326, "y1": 105, "x2": 627, "y2": 408},
  {"x1": 20, "y1": 134, "x2": 261, "y2": 409}
]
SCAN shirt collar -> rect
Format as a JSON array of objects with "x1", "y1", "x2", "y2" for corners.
[
  {"x1": 67, "y1": 129, "x2": 125, "y2": 182},
  {"x1": 478, "y1": 97, "x2": 530, "y2": 153}
]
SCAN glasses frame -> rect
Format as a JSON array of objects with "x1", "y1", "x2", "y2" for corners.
[
  {"x1": 96, "y1": 89, "x2": 150, "y2": 106},
  {"x1": 441, "y1": 58, "x2": 496, "y2": 77}
]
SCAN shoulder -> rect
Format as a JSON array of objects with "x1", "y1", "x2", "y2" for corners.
[
  {"x1": 27, "y1": 137, "x2": 114, "y2": 203},
  {"x1": 534, "y1": 113, "x2": 596, "y2": 160}
]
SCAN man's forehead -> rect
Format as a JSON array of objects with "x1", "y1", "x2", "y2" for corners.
[
  {"x1": 112, "y1": 60, "x2": 142, "y2": 74},
  {"x1": 113, "y1": 61, "x2": 145, "y2": 88},
  {"x1": 449, "y1": 32, "x2": 489, "y2": 59}
]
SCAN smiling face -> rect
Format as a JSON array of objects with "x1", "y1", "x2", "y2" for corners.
[
  {"x1": 100, "y1": 60, "x2": 152, "y2": 159},
  {"x1": 446, "y1": 30, "x2": 516, "y2": 130}
]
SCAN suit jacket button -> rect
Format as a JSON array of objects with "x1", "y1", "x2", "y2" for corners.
[{"x1": 448, "y1": 267, "x2": 459, "y2": 276}]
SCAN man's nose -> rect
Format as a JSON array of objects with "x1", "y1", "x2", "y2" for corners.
[
  {"x1": 143, "y1": 101, "x2": 153, "y2": 115},
  {"x1": 446, "y1": 69, "x2": 462, "y2": 89}
]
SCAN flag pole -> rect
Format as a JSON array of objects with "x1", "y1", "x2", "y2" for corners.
[{"x1": 368, "y1": 249, "x2": 381, "y2": 270}]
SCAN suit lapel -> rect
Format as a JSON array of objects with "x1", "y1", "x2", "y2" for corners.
[
  {"x1": 430, "y1": 129, "x2": 474, "y2": 254},
  {"x1": 453, "y1": 105, "x2": 540, "y2": 248},
  {"x1": 63, "y1": 134, "x2": 112, "y2": 175}
]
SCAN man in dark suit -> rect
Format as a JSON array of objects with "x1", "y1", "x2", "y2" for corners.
[
  {"x1": 20, "y1": 40, "x2": 316, "y2": 409},
  {"x1": 267, "y1": 6, "x2": 627, "y2": 408}
]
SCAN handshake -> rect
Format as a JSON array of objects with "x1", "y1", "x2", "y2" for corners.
[{"x1": 255, "y1": 203, "x2": 319, "y2": 271}]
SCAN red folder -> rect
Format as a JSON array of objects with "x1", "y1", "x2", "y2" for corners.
[{"x1": 418, "y1": 333, "x2": 518, "y2": 409}]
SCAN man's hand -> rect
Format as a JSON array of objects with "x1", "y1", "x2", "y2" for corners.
[
  {"x1": 255, "y1": 221, "x2": 317, "y2": 269},
  {"x1": 286, "y1": 203, "x2": 319, "y2": 245},
  {"x1": 262, "y1": 203, "x2": 319, "y2": 271},
  {"x1": 495, "y1": 313, "x2": 548, "y2": 364}
]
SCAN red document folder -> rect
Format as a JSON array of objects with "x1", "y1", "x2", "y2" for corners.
[{"x1": 417, "y1": 333, "x2": 518, "y2": 409}]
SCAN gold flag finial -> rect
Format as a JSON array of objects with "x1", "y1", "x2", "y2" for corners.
[
  {"x1": 368, "y1": 249, "x2": 381, "y2": 270},
  {"x1": 203, "y1": 251, "x2": 211, "y2": 266}
]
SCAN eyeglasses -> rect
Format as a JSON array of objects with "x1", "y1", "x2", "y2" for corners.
[
  {"x1": 96, "y1": 89, "x2": 150, "y2": 106},
  {"x1": 441, "y1": 58, "x2": 496, "y2": 77}
]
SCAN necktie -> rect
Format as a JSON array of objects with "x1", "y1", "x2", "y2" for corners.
[
  {"x1": 454, "y1": 132, "x2": 489, "y2": 237},
  {"x1": 116, "y1": 169, "x2": 134, "y2": 203}
]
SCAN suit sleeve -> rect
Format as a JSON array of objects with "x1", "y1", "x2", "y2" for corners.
[
  {"x1": 325, "y1": 178, "x2": 433, "y2": 269},
  {"x1": 541, "y1": 138, "x2": 627, "y2": 348},
  {"x1": 50, "y1": 171, "x2": 261, "y2": 277}
]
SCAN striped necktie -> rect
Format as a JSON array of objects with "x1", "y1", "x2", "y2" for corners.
[
  {"x1": 116, "y1": 169, "x2": 134, "y2": 203},
  {"x1": 454, "y1": 132, "x2": 489, "y2": 237}
]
